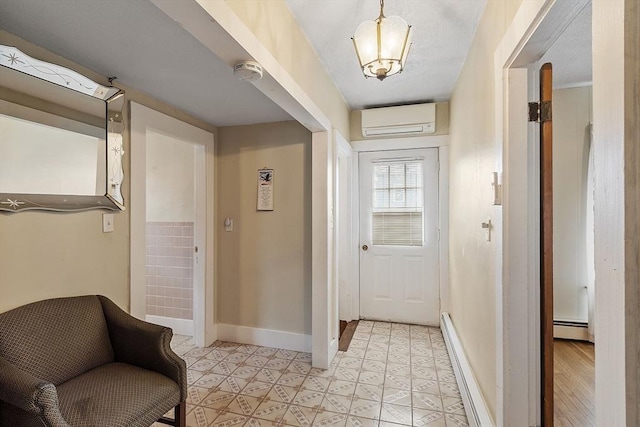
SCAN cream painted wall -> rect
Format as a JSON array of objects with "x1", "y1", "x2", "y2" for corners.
[
  {"x1": 223, "y1": 0, "x2": 350, "y2": 138},
  {"x1": 552, "y1": 86, "x2": 592, "y2": 323},
  {"x1": 217, "y1": 121, "x2": 311, "y2": 334},
  {"x1": 0, "y1": 31, "x2": 217, "y2": 313},
  {"x1": 146, "y1": 131, "x2": 196, "y2": 222},
  {"x1": 349, "y1": 102, "x2": 450, "y2": 141},
  {"x1": 447, "y1": 0, "x2": 523, "y2": 419}
]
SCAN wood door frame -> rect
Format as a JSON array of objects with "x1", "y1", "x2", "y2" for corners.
[
  {"x1": 351, "y1": 135, "x2": 450, "y2": 322},
  {"x1": 539, "y1": 62, "x2": 554, "y2": 427}
]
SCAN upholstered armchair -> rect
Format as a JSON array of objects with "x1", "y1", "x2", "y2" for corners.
[{"x1": 0, "y1": 295, "x2": 187, "y2": 427}]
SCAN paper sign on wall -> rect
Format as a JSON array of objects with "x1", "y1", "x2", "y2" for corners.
[{"x1": 257, "y1": 168, "x2": 274, "y2": 211}]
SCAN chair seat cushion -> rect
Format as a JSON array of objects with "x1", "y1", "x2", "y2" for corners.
[{"x1": 56, "y1": 362, "x2": 180, "y2": 427}]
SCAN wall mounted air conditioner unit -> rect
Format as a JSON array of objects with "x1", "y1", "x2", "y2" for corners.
[{"x1": 361, "y1": 103, "x2": 436, "y2": 137}]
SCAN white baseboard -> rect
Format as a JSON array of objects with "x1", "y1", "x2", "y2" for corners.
[
  {"x1": 146, "y1": 315, "x2": 194, "y2": 336},
  {"x1": 553, "y1": 324, "x2": 590, "y2": 341},
  {"x1": 217, "y1": 323, "x2": 312, "y2": 353},
  {"x1": 441, "y1": 313, "x2": 495, "y2": 427}
]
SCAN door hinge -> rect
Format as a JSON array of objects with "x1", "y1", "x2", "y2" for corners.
[{"x1": 528, "y1": 100, "x2": 552, "y2": 122}]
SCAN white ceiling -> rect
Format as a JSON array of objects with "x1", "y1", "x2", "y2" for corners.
[
  {"x1": 285, "y1": 0, "x2": 488, "y2": 110},
  {"x1": 0, "y1": 0, "x2": 292, "y2": 127},
  {"x1": 541, "y1": 3, "x2": 592, "y2": 89},
  {"x1": 0, "y1": 0, "x2": 591, "y2": 128}
]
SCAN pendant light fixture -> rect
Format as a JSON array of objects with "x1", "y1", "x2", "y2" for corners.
[{"x1": 352, "y1": 0, "x2": 413, "y2": 81}]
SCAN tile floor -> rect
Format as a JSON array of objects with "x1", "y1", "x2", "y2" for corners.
[{"x1": 154, "y1": 321, "x2": 468, "y2": 427}]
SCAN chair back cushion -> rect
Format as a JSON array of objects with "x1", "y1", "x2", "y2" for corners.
[{"x1": 0, "y1": 295, "x2": 114, "y2": 385}]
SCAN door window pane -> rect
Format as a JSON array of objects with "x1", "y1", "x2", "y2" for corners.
[{"x1": 371, "y1": 161, "x2": 423, "y2": 246}]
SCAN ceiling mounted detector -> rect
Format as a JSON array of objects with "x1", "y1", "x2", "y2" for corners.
[{"x1": 233, "y1": 61, "x2": 263, "y2": 81}]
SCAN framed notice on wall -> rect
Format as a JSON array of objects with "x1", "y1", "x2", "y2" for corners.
[{"x1": 257, "y1": 168, "x2": 274, "y2": 211}]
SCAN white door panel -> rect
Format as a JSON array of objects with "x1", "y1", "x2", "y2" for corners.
[{"x1": 359, "y1": 148, "x2": 440, "y2": 325}]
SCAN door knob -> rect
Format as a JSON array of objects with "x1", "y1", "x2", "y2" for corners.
[{"x1": 362, "y1": 245, "x2": 368, "y2": 251}]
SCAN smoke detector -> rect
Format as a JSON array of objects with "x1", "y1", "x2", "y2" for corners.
[{"x1": 233, "y1": 61, "x2": 263, "y2": 81}]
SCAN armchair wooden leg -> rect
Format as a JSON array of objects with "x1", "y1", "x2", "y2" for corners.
[
  {"x1": 175, "y1": 401, "x2": 186, "y2": 427},
  {"x1": 158, "y1": 402, "x2": 187, "y2": 427}
]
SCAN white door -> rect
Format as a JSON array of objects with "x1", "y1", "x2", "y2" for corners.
[
  {"x1": 359, "y1": 148, "x2": 440, "y2": 325},
  {"x1": 130, "y1": 102, "x2": 215, "y2": 347}
]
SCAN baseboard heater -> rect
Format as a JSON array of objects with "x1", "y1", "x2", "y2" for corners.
[
  {"x1": 553, "y1": 319, "x2": 590, "y2": 341},
  {"x1": 441, "y1": 313, "x2": 495, "y2": 427}
]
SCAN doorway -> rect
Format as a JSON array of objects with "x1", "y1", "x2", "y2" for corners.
[
  {"x1": 358, "y1": 148, "x2": 440, "y2": 326},
  {"x1": 537, "y1": 3, "x2": 595, "y2": 425},
  {"x1": 130, "y1": 102, "x2": 216, "y2": 348}
]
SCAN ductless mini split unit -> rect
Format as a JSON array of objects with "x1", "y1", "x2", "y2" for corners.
[{"x1": 361, "y1": 103, "x2": 436, "y2": 137}]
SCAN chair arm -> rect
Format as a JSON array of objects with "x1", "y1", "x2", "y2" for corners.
[
  {"x1": 97, "y1": 295, "x2": 187, "y2": 400},
  {"x1": 0, "y1": 356, "x2": 70, "y2": 426}
]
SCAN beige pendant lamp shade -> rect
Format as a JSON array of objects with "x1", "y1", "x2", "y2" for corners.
[{"x1": 352, "y1": 0, "x2": 413, "y2": 81}]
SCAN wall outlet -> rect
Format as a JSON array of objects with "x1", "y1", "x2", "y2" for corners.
[{"x1": 103, "y1": 213, "x2": 114, "y2": 233}]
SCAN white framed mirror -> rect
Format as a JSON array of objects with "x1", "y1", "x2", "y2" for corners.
[{"x1": 0, "y1": 45, "x2": 125, "y2": 212}]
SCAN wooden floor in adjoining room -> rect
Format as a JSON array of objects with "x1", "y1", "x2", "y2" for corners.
[{"x1": 554, "y1": 339, "x2": 595, "y2": 427}]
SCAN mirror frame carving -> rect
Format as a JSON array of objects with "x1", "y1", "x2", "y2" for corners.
[{"x1": 0, "y1": 45, "x2": 125, "y2": 212}]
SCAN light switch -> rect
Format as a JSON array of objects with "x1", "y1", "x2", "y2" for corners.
[{"x1": 103, "y1": 213, "x2": 114, "y2": 233}]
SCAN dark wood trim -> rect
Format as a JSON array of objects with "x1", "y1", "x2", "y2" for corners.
[
  {"x1": 540, "y1": 62, "x2": 554, "y2": 427},
  {"x1": 338, "y1": 320, "x2": 359, "y2": 351}
]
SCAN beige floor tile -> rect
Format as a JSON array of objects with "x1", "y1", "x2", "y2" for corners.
[
  {"x1": 210, "y1": 410, "x2": 248, "y2": 427},
  {"x1": 277, "y1": 372, "x2": 307, "y2": 388},
  {"x1": 188, "y1": 385, "x2": 214, "y2": 405},
  {"x1": 226, "y1": 394, "x2": 263, "y2": 416},
  {"x1": 231, "y1": 365, "x2": 262, "y2": 380},
  {"x1": 276, "y1": 349, "x2": 299, "y2": 360},
  {"x1": 206, "y1": 348, "x2": 232, "y2": 361},
  {"x1": 282, "y1": 404, "x2": 318, "y2": 426},
  {"x1": 379, "y1": 403, "x2": 411, "y2": 424},
  {"x1": 359, "y1": 360, "x2": 386, "y2": 373},
  {"x1": 212, "y1": 361, "x2": 240, "y2": 376},
  {"x1": 319, "y1": 393, "x2": 353, "y2": 413},
  {"x1": 383, "y1": 374, "x2": 410, "y2": 390},
  {"x1": 444, "y1": 413, "x2": 469, "y2": 427},
  {"x1": 382, "y1": 387, "x2": 411, "y2": 407},
  {"x1": 441, "y1": 395, "x2": 465, "y2": 415},
  {"x1": 266, "y1": 384, "x2": 300, "y2": 403},
  {"x1": 254, "y1": 347, "x2": 279, "y2": 357},
  {"x1": 328, "y1": 379, "x2": 357, "y2": 396},
  {"x1": 349, "y1": 398, "x2": 382, "y2": 420},
  {"x1": 254, "y1": 367, "x2": 284, "y2": 383},
  {"x1": 313, "y1": 410, "x2": 348, "y2": 427},
  {"x1": 225, "y1": 352, "x2": 251, "y2": 364},
  {"x1": 359, "y1": 371, "x2": 385, "y2": 386},
  {"x1": 300, "y1": 375, "x2": 331, "y2": 392},
  {"x1": 412, "y1": 392, "x2": 443, "y2": 411},
  {"x1": 412, "y1": 409, "x2": 447, "y2": 427},
  {"x1": 340, "y1": 356, "x2": 365, "y2": 369},
  {"x1": 345, "y1": 415, "x2": 378, "y2": 427},
  {"x1": 293, "y1": 389, "x2": 326, "y2": 408},
  {"x1": 253, "y1": 400, "x2": 290, "y2": 423},
  {"x1": 186, "y1": 406, "x2": 221, "y2": 427},
  {"x1": 172, "y1": 321, "x2": 468, "y2": 427},
  {"x1": 288, "y1": 361, "x2": 313, "y2": 375},
  {"x1": 245, "y1": 354, "x2": 271, "y2": 368},
  {"x1": 217, "y1": 376, "x2": 252, "y2": 394},
  {"x1": 244, "y1": 417, "x2": 277, "y2": 427},
  {"x1": 194, "y1": 372, "x2": 227, "y2": 390},
  {"x1": 267, "y1": 358, "x2": 294, "y2": 371},
  {"x1": 200, "y1": 390, "x2": 237, "y2": 410},
  {"x1": 354, "y1": 383, "x2": 384, "y2": 402},
  {"x1": 241, "y1": 380, "x2": 273, "y2": 400}
]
